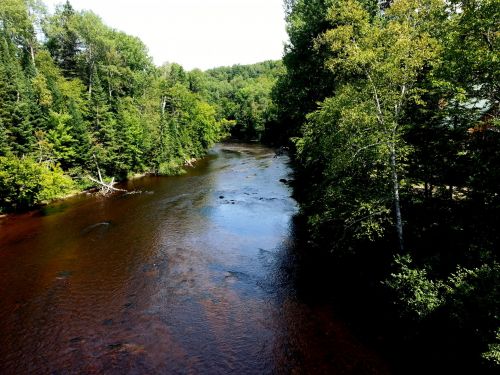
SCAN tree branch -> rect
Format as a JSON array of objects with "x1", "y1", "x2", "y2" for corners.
[
  {"x1": 350, "y1": 141, "x2": 385, "y2": 162},
  {"x1": 87, "y1": 176, "x2": 127, "y2": 193}
]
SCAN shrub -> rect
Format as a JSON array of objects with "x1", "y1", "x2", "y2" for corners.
[
  {"x1": 0, "y1": 156, "x2": 75, "y2": 212},
  {"x1": 157, "y1": 159, "x2": 186, "y2": 176}
]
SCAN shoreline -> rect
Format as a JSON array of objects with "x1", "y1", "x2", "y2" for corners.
[{"x1": 0, "y1": 157, "x2": 205, "y2": 221}]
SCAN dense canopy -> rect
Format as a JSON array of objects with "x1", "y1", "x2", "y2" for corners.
[
  {"x1": 271, "y1": 0, "x2": 499, "y2": 372},
  {"x1": 0, "y1": 0, "x2": 282, "y2": 211}
]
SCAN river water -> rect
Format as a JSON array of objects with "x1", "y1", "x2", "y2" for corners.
[{"x1": 0, "y1": 144, "x2": 390, "y2": 374}]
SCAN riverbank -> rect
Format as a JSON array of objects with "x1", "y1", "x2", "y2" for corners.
[
  {"x1": 0, "y1": 143, "x2": 391, "y2": 374},
  {"x1": 0, "y1": 156, "x2": 206, "y2": 218}
]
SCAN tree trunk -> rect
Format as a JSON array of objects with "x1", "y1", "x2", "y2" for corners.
[
  {"x1": 30, "y1": 44, "x2": 36, "y2": 68},
  {"x1": 108, "y1": 70, "x2": 113, "y2": 99},
  {"x1": 88, "y1": 48, "x2": 94, "y2": 97},
  {"x1": 88, "y1": 70, "x2": 93, "y2": 97},
  {"x1": 159, "y1": 97, "x2": 167, "y2": 158},
  {"x1": 390, "y1": 142, "x2": 404, "y2": 252}
]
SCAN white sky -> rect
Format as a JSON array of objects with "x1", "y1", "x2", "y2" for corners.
[{"x1": 42, "y1": 0, "x2": 288, "y2": 71}]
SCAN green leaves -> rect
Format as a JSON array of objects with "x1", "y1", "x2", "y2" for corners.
[
  {"x1": 296, "y1": 0, "x2": 445, "y2": 247},
  {"x1": 298, "y1": 85, "x2": 395, "y2": 244},
  {"x1": 202, "y1": 61, "x2": 282, "y2": 140},
  {"x1": 0, "y1": 155, "x2": 75, "y2": 212},
  {"x1": 0, "y1": 1, "x2": 229, "y2": 209},
  {"x1": 386, "y1": 254, "x2": 445, "y2": 318},
  {"x1": 45, "y1": 110, "x2": 77, "y2": 166},
  {"x1": 386, "y1": 254, "x2": 500, "y2": 363},
  {"x1": 483, "y1": 329, "x2": 500, "y2": 366},
  {"x1": 281, "y1": 1, "x2": 499, "y2": 367}
]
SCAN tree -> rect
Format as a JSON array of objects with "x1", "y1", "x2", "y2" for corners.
[
  {"x1": 44, "y1": 0, "x2": 80, "y2": 77},
  {"x1": 0, "y1": 1, "x2": 229, "y2": 210},
  {"x1": 283, "y1": 0, "x2": 499, "y2": 370},
  {"x1": 299, "y1": 0, "x2": 442, "y2": 250},
  {"x1": 203, "y1": 61, "x2": 282, "y2": 140}
]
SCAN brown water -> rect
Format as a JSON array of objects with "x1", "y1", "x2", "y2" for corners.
[{"x1": 0, "y1": 144, "x2": 390, "y2": 374}]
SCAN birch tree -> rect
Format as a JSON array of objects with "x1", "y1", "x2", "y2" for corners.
[{"x1": 300, "y1": 0, "x2": 443, "y2": 250}]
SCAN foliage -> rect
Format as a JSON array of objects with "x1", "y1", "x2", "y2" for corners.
[
  {"x1": 157, "y1": 160, "x2": 185, "y2": 176},
  {"x1": 385, "y1": 254, "x2": 445, "y2": 318},
  {"x1": 297, "y1": 0, "x2": 442, "y2": 249},
  {"x1": 0, "y1": 0, "x2": 236, "y2": 211},
  {"x1": 37, "y1": 161, "x2": 76, "y2": 202},
  {"x1": 202, "y1": 61, "x2": 283, "y2": 140},
  {"x1": 277, "y1": 0, "x2": 499, "y2": 370},
  {"x1": 0, "y1": 156, "x2": 75, "y2": 211},
  {"x1": 297, "y1": 89, "x2": 395, "y2": 244},
  {"x1": 483, "y1": 329, "x2": 500, "y2": 366},
  {"x1": 386, "y1": 255, "x2": 500, "y2": 367}
]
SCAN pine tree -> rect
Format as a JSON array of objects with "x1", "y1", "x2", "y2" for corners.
[
  {"x1": 0, "y1": 31, "x2": 36, "y2": 156},
  {"x1": 45, "y1": 1, "x2": 80, "y2": 78}
]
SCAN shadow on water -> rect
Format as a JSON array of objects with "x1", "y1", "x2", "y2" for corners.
[{"x1": 0, "y1": 143, "x2": 391, "y2": 374}]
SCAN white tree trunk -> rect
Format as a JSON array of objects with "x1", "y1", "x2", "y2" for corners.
[{"x1": 390, "y1": 142, "x2": 404, "y2": 252}]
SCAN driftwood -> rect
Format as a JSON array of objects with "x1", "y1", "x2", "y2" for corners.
[
  {"x1": 87, "y1": 175, "x2": 127, "y2": 195},
  {"x1": 184, "y1": 158, "x2": 197, "y2": 167},
  {"x1": 88, "y1": 154, "x2": 128, "y2": 195}
]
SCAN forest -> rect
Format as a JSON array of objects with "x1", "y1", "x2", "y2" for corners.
[
  {"x1": 0, "y1": 0, "x2": 280, "y2": 212},
  {"x1": 0, "y1": 0, "x2": 498, "y2": 373},
  {"x1": 272, "y1": 0, "x2": 499, "y2": 372}
]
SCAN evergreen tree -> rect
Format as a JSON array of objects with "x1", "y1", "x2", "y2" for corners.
[{"x1": 44, "y1": 1, "x2": 80, "y2": 77}]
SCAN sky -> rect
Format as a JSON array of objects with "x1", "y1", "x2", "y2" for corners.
[{"x1": 42, "y1": 0, "x2": 288, "y2": 71}]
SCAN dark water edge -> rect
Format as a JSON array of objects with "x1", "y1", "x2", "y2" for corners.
[
  {"x1": 288, "y1": 196, "x2": 495, "y2": 374},
  {"x1": 0, "y1": 143, "x2": 391, "y2": 374}
]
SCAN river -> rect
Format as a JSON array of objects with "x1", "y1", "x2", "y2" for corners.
[{"x1": 0, "y1": 143, "x2": 390, "y2": 374}]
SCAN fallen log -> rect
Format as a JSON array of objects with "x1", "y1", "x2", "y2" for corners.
[
  {"x1": 87, "y1": 176, "x2": 127, "y2": 195},
  {"x1": 88, "y1": 153, "x2": 128, "y2": 195}
]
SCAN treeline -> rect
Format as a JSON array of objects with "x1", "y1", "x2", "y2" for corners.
[
  {"x1": 271, "y1": 0, "x2": 499, "y2": 372},
  {"x1": 201, "y1": 60, "x2": 283, "y2": 140},
  {"x1": 0, "y1": 0, "x2": 235, "y2": 212}
]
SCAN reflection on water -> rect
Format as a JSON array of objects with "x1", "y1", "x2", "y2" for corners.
[{"x1": 0, "y1": 144, "x2": 390, "y2": 374}]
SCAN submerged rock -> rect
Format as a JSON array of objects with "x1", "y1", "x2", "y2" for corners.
[{"x1": 81, "y1": 221, "x2": 111, "y2": 234}]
